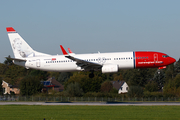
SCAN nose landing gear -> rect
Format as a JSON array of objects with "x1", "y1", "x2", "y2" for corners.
[{"x1": 89, "y1": 71, "x2": 94, "y2": 78}]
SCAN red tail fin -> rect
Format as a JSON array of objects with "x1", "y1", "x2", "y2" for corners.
[{"x1": 6, "y1": 27, "x2": 16, "y2": 32}]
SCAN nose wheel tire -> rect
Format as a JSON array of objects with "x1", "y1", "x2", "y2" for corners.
[{"x1": 89, "y1": 73, "x2": 94, "y2": 78}]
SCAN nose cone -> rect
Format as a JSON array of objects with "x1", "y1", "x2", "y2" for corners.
[{"x1": 170, "y1": 57, "x2": 176, "y2": 64}]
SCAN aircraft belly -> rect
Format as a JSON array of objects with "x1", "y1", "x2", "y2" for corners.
[
  {"x1": 42, "y1": 63, "x2": 78, "y2": 72},
  {"x1": 118, "y1": 60, "x2": 134, "y2": 69}
]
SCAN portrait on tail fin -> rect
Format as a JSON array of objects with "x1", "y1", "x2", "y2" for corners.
[
  {"x1": 7, "y1": 27, "x2": 49, "y2": 59},
  {"x1": 12, "y1": 38, "x2": 35, "y2": 58}
]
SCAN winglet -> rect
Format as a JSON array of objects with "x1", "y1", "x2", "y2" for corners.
[
  {"x1": 60, "y1": 45, "x2": 68, "y2": 55},
  {"x1": 6, "y1": 27, "x2": 16, "y2": 33},
  {"x1": 68, "y1": 48, "x2": 73, "y2": 53}
]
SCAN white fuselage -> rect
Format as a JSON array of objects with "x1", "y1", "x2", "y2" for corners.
[
  {"x1": 14, "y1": 52, "x2": 134, "y2": 72},
  {"x1": 7, "y1": 27, "x2": 176, "y2": 75}
]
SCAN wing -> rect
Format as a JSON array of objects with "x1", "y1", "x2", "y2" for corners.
[
  {"x1": 66, "y1": 55, "x2": 102, "y2": 70},
  {"x1": 60, "y1": 45, "x2": 102, "y2": 71}
]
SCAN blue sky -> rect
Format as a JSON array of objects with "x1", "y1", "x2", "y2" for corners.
[{"x1": 0, "y1": 0, "x2": 180, "y2": 63}]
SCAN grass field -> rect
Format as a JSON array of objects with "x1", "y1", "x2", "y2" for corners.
[{"x1": 0, "y1": 105, "x2": 180, "y2": 120}]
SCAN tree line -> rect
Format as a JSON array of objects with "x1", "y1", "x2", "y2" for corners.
[{"x1": 0, "y1": 55, "x2": 180, "y2": 98}]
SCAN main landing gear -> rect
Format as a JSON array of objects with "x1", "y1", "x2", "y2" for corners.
[{"x1": 89, "y1": 71, "x2": 94, "y2": 78}]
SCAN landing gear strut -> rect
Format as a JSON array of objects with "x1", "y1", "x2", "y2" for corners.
[{"x1": 89, "y1": 71, "x2": 94, "y2": 78}]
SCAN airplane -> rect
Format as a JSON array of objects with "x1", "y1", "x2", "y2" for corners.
[{"x1": 6, "y1": 27, "x2": 176, "y2": 78}]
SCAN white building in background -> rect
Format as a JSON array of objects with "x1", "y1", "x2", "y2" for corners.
[{"x1": 111, "y1": 81, "x2": 129, "y2": 94}]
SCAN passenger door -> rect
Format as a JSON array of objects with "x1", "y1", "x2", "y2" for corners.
[{"x1": 36, "y1": 59, "x2": 40, "y2": 67}]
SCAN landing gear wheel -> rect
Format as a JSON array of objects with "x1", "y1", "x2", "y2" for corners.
[{"x1": 89, "y1": 73, "x2": 94, "y2": 78}]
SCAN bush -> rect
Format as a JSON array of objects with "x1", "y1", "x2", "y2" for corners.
[
  {"x1": 64, "y1": 82, "x2": 84, "y2": 97},
  {"x1": 144, "y1": 81, "x2": 158, "y2": 92},
  {"x1": 143, "y1": 91, "x2": 163, "y2": 98},
  {"x1": 100, "y1": 81, "x2": 113, "y2": 93},
  {"x1": 128, "y1": 86, "x2": 143, "y2": 97},
  {"x1": 20, "y1": 76, "x2": 43, "y2": 96}
]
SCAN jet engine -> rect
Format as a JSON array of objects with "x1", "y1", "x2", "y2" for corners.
[{"x1": 102, "y1": 64, "x2": 118, "y2": 73}]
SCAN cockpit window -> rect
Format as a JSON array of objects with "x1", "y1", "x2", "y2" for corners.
[{"x1": 162, "y1": 55, "x2": 169, "y2": 58}]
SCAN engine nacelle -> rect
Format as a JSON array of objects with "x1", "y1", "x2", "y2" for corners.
[{"x1": 102, "y1": 64, "x2": 118, "y2": 73}]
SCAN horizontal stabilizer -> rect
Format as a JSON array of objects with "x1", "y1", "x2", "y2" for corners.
[{"x1": 5, "y1": 57, "x2": 26, "y2": 62}]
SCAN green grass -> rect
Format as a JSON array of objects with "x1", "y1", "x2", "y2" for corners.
[{"x1": 0, "y1": 105, "x2": 180, "y2": 120}]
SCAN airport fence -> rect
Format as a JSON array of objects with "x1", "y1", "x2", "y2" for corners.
[{"x1": 0, "y1": 95, "x2": 180, "y2": 102}]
